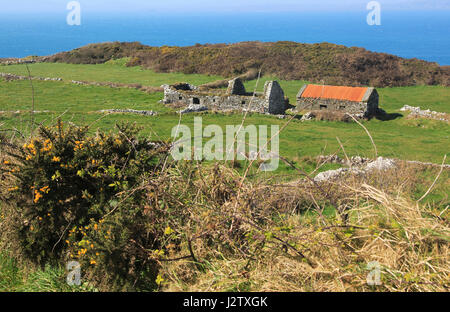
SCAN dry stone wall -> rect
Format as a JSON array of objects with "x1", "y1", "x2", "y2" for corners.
[{"x1": 163, "y1": 78, "x2": 288, "y2": 115}]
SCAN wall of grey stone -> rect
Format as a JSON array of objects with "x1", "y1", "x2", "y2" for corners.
[
  {"x1": 227, "y1": 78, "x2": 247, "y2": 95},
  {"x1": 164, "y1": 87, "x2": 269, "y2": 113},
  {"x1": 366, "y1": 89, "x2": 379, "y2": 115},
  {"x1": 264, "y1": 81, "x2": 287, "y2": 114},
  {"x1": 163, "y1": 79, "x2": 288, "y2": 115},
  {"x1": 296, "y1": 98, "x2": 371, "y2": 115}
]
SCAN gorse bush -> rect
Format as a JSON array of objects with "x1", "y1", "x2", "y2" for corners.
[{"x1": 0, "y1": 121, "x2": 171, "y2": 290}]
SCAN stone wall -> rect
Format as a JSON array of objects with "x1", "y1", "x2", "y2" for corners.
[
  {"x1": 227, "y1": 78, "x2": 247, "y2": 95},
  {"x1": 163, "y1": 78, "x2": 288, "y2": 115},
  {"x1": 264, "y1": 81, "x2": 287, "y2": 114}
]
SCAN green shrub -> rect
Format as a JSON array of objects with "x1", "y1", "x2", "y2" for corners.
[{"x1": 1, "y1": 121, "x2": 170, "y2": 290}]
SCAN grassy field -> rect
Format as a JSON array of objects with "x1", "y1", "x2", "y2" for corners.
[
  {"x1": 1, "y1": 61, "x2": 223, "y2": 86},
  {"x1": 2, "y1": 62, "x2": 450, "y2": 113},
  {"x1": 0, "y1": 79, "x2": 167, "y2": 113},
  {"x1": 0, "y1": 62, "x2": 449, "y2": 173}
]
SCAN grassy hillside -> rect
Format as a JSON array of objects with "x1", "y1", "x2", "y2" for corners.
[
  {"x1": 1, "y1": 62, "x2": 222, "y2": 86},
  {"x1": 42, "y1": 41, "x2": 450, "y2": 87}
]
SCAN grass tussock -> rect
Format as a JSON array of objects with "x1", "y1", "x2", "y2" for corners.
[{"x1": 0, "y1": 123, "x2": 448, "y2": 292}]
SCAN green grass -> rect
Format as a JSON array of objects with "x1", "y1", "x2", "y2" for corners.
[
  {"x1": 0, "y1": 252, "x2": 96, "y2": 292},
  {"x1": 0, "y1": 63, "x2": 449, "y2": 176},
  {"x1": 378, "y1": 85, "x2": 450, "y2": 113},
  {"x1": 1, "y1": 108, "x2": 448, "y2": 165},
  {"x1": 3, "y1": 62, "x2": 448, "y2": 113},
  {"x1": 0, "y1": 79, "x2": 168, "y2": 113},
  {"x1": 1, "y1": 62, "x2": 223, "y2": 86}
]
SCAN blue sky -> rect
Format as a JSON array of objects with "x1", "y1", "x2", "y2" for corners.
[{"x1": 2, "y1": 0, "x2": 450, "y2": 13}]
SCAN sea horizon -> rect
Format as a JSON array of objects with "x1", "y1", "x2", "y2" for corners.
[{"x1": 1, "y1": 10, "x2": 449, "y2": 65}]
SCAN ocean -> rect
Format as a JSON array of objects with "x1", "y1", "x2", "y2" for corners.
[{"x1": 1, "y1": 11, "x2": 449, "y2": 65}]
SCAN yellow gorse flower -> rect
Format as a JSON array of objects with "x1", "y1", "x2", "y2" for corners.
[
  {"x1": 74, "y1": 140, "x2": 85, "y2": 151},
  {"x1": 164, "y1": 226, "x2": 174, "y2": 235},
  {"x1": 34, "y1": 190, "x2": 43, "y2": 203},
  {"x1": 156, "y1": 275, "x2": 164, "y2": 286}
]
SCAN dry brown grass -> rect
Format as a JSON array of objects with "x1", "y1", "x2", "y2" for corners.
[{"x1": 158, "y1": 164, "x2": 449, "y2": 292}]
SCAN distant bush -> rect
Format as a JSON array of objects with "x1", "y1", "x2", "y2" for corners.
[{"x1": 45, "y1": 41, "x2": 450, "y2": 87}]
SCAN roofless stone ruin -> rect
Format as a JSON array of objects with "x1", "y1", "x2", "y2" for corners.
[{"x1": 163, "y1": 78, "x2": 289, "y2": 115}]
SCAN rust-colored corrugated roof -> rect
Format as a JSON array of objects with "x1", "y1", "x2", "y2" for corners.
[{"x1": 301, "y1": 85, "x2": 368, "y2": 102}]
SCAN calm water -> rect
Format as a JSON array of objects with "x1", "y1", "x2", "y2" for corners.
[{"x1": 1, "y1": 11, "x2": 449, "y2": 65}]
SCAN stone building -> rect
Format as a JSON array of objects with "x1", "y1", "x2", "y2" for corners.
[
  {"x1": 296, "y1": 84, "x2": 379, "y2": 117},
  {"x1": 163, "y1": 78, "x2": 289, "y2": 115}
]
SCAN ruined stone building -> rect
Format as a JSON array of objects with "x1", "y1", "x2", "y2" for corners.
[
  {"x1": 296, "y1": 84, "x2": 379, "y2": 117},
  {"x1": 163, "y1": 78, "x2": 289, "y2": 115}
]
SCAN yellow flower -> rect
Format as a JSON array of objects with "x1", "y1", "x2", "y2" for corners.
[
  {"x1": 34, "y1": 191, "x2": 43, "y2": 203},
  {"x1": 3, "y1": 160, "x2": 10, "y2": 165},
  {"x1": 156, "y1": 275, "x2": 164, "y2": 286},
  {"x1": 164, "y1": 226, "x2": 174, "y2": 235},
  {"x1": 51, "y1": 156, "x2": 61, "y2": 162},
  {"x1": 90, "y1": 259, "x2": 97, "y2": 265}
]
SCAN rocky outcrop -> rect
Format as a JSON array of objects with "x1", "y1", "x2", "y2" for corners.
[
  {"x1": 400, "y1": 105, "x2": 448, "y2": 122},
  {"x1": 180, "y1": 104, "x2": 209, "y2": 114},
  {"x1": 314, "y1": 155, "x2": 449, "y2": 183},
  {"x1": 314, "y1": 156, "x2": 397, "y2": 183}
]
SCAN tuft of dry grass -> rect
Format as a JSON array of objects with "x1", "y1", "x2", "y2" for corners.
[{"x1": 159, "y1": 163, "x2": 449, "y2": 292}]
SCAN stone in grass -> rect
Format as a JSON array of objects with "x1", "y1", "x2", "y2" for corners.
[{"x1": 180, "y1": 104, "x2": 209, "y2": 114}]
